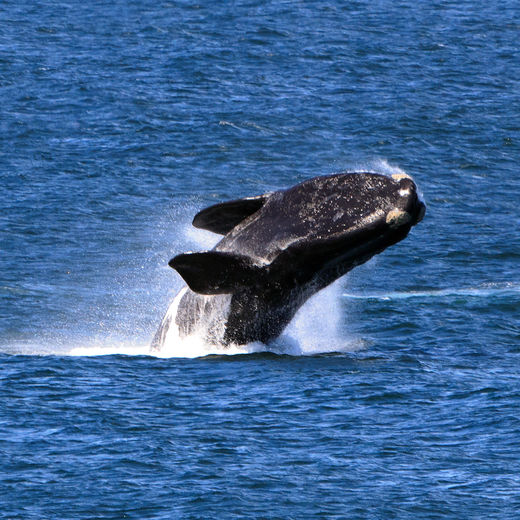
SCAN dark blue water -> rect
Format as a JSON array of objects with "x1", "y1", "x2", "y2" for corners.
[{"x1": 1, "y1": 0, "x2": 519, "y2": 518}]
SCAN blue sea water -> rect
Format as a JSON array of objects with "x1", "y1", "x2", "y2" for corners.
[{"x1": 1, "y1": 0, "x2": 519, "y2": 518}]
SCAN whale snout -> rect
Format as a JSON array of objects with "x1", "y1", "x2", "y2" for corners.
[{"x1": 386, "y1": 176, "x2": 426, "y2": 229}]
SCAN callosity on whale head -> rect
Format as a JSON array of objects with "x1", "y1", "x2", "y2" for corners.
[{"x1": 151, "y1": 171, "x2": 425, "y2": 350}]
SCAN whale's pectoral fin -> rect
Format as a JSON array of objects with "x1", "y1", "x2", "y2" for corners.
[
  {"x1": 192, "y1": 194, "x2": 270, "y2": 235},
  {"x1": 169, "y1": 251, "x2": 261, "y2": 295}
]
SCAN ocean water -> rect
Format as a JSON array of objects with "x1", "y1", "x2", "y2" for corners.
[{"x1": 1, "y1": 0, "x2": 519, "y2": 518}]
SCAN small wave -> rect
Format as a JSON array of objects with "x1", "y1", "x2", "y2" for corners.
[
  {"x1": 67, "y1": 344, "x2": 151, "y2": 357},
  {"x1": 1, "y1": 341, "x2": 152, "y2": 357},
  {"x1": 0, "y1": 335, "x2": 360, "y2": 359},
  {"x1": 343, "y1": 282, "x2": 520, "y2": 301},
  {"x1": 0, "y1": 337, "x2": 359, "y2": 359}
]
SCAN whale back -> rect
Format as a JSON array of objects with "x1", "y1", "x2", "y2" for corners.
[{"x1": 216, "y1": 173, "x2": 418, "y2": 263}]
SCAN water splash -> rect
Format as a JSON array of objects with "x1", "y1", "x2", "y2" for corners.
[
  {"x1": 1, "y1": 198, "x2": 363, "y2": 359},
  {"x1": 148, "y1": 279, "x2": 365, "y2": 359},
  {"x1": 282, "y1": 279, "x2": 365, "y2": 355}
]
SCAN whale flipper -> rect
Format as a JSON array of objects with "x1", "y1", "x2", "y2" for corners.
[
  {"x1": 192, "y1": 194, "x2": 269, "y2": 235},
  {"x1": 169, "y1": 251, "x2": 262, "y2": 295}
]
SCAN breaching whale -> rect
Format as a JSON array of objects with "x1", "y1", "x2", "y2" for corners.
[{"x1": 151, "y1": 171, "x2": 425, "y2": 350}]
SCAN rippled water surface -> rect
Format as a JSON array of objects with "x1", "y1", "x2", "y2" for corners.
[{"x1": 1, "y1": 0, "x2": 519, "y2": 518}]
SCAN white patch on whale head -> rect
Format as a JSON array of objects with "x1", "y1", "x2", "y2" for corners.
[{"x1": 386, "y1": 209, "x2": 412, "y2": 229}]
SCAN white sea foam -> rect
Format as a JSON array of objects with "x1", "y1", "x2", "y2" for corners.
[
  {"x1": 1, "y1": 340, "x2": 151, "y2": 357},
  {"x1": 67, "y1": 343, "x2": 151, "y2": 357}
]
